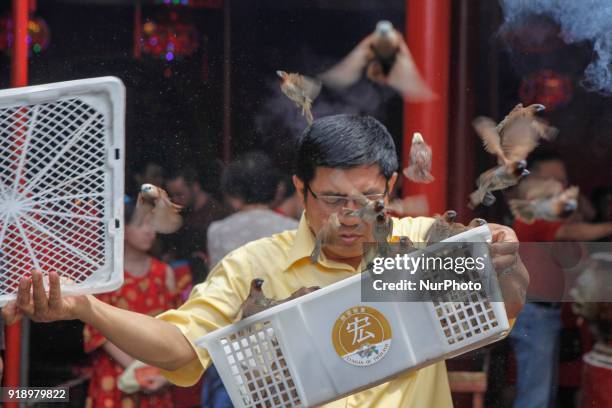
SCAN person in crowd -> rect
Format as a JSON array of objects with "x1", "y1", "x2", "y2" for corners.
[
  {"x1": 202, "y1": 152, "x2": 298, "y2": 407},
  {"x1": 208, "y1": 152, "x2": 298, "y2": 267},
  {"x1": 273, "y1": 174, "x2": 304, "y2": 220},
  {"x1": 510, "y1": 150, "x2": 612, "y2": 408},
  {"x1": 83, "y1": 196, "x2": 177, "y2": 407},
  {"x1": 163, "y1": 167, "x2": 233, "y2": 287}
]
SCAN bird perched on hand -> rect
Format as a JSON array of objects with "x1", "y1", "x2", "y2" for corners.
[
  {"x1": 509, "y1": 177, "x2": 579, "y2": 223},
  {"x1": 131, "y1": 184, "x2": 183, "y2": 234},
  {"x1": 469, "y1": 104, "x2": 557, "y2": 208},
  {"x1": 403, "y1": 132, "x2": 434, "y2": 183},
  {"x1": 241, "y1": 279, "x2": 319, "y2": 319},
  {"x1": 320, "y1": 20, "x2": 434, "y2": 101},
  {"x1": 276, "y1": 70, "x2": 322, "y2": 125}
]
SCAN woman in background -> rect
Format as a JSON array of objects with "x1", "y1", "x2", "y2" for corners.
[{"x1": 83, "y1": 196, "x2": 177, "y2": 408}]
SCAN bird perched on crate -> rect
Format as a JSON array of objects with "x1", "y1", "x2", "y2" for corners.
[
  {"x1": 132, "y1": 184, "x2": 183, "y2": 234},
  {"x1": 320, "y1": 20, "x2": 434, "y2": 101},
  {"x1": 469, "y1": 104, "x2": 557, "y2": 208},
  {"x1": 509, "y1": 177, "x2": 579, "y2": 223},
  {"x1": 425, "y1": 210, "x2": 487, "y2": 245},
  {"x1": 241, "y1": 279, "x2": 319, "y2": 319},
  {"x1": 276, "y1": 70, "x2": 322, "y2": 125},
  {"x1": 403, "y1": 132, "x2": 434, "y2": 184}
]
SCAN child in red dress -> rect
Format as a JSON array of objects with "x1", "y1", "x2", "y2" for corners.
[{"x1": 83, "y1": 197, "x2": 177, "y2": 408}]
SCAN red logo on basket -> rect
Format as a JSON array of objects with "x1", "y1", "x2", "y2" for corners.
[{"x1": 332, "y1": 306, "x2": 392, "y2": 366}]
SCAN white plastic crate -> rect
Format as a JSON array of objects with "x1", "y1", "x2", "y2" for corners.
[
  {"x1": 0, "y1": 77, "x2": 125, "y2": 306},
  {"x1": 197, "y1": 225, "x2": 510, "y2": 407}
]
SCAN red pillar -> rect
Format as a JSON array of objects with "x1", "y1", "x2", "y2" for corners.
[
  {"x1": 4, "y1": 0, "x2": 29, "y2": 398},
  {"x1": 403, "y1": 0, "x2": 450, "y2": 216}
]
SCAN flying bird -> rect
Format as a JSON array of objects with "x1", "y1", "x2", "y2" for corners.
[
  {"x1": 131, "y1": 184, "x2": 183, "y2": 234},
  {"x1": 276, "y1": 70, "x2": 322, "y2": 125},
  {"x1": 344, "y1": 198, "x2": 394, "y2": 256},
  {"x1": 346, "y1": 199, "x2": 386, "y2": 223},
  {"x1": 320, "y1": 20, "x2": 435, "y2": 101},
  {"x1": 469, "y1": 104, "x2": 556, "y2": 207},
  {"x1": 403, "y1": 132, "x2": 434, "y2": 183},
  {"x1": 372, "y1": 212, "x2": 394, "y2": 257},
  {"x1": 310, "y1": 213, "x2": 342, "y2": 264},
  {"x1": 495, "y1": 103, "x2": 558, "y2": 146},
  {"x1": 387, "y1": 194, "x2": 429, "y2": 217},
  {"x1": 509, "y1": 177, "x2": 579, "y2": 223},
  {"x1": 469, "y1": 162, "x2": 530, "y2": 208}
]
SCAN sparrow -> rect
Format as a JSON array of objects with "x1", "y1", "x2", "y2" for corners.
[
  {"x1": 386, "y1": 194, "x2": 429, "y2": 217},
  {"x1": 131, "y1": 184, "x2": 183, "y2": 233},
  {"x1": 276, "y1": 70, "x2": 322, "y2": 125},
  {"x1": 346, "y1": 199, "x2": 386, "y2": 223},
  {"x1": 320, "y1": 20, "x2": 434, "y2": 101},
  {"x1": 403, "y1": 132, "x2": 434, "y2": 184},
  {"x1": 344, "y1": 199, "x2": 393, "y2": 256},
  {"x1": 469, "y1": 161, "x2": 530, "y2": 208},
  {"x1": 240, "y1": 278, "x2": 319, "y2": 319},
  {"x1": 372, "y1": 212, "x2": 394, "y2": 257},
  {"x1": 425, "y1": 210, "x2": 487, "y2": 245},
  {"x1": 509, "y1": 177, "x2": 579, "y2": 223},
  {"x1": 469, "y1": 103, "x2": 557, "y2": 208},
  {"x1": 495, "y1": 103, "x2": 558, "y2": 146},
  {"x1": 310, "y1": 213, "x2": 342, "y2": 264}
]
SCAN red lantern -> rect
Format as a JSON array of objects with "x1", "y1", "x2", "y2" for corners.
[
  {"x1": 141, "y1": 12, "x2": 199, "y2": 61},
  {"x1": 0, "y1": 13, "x2": 50, "y2": 55},
  {"x1": 519, "y1": 69, "x2": 574, "y2": 111}
]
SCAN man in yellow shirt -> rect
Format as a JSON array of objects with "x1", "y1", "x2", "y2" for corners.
[{"x1": 3, "y1": 114, "x2": 527, "y2": 407}]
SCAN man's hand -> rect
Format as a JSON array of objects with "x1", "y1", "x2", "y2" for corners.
[
  {"x1": 1, "y1": 270, "x2": 89, "y2": 325},
  {"x1": 488, "y1": 223, "x2": 529, "y2": 319}
]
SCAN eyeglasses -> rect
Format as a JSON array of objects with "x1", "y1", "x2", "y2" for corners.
[{"x1": 307, "y1": 185, "x2": 388, "y2": 209}]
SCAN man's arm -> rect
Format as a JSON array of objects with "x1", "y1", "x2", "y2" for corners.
[
  {"x1": 102, "y1": 341, "x2": 135, "y2": 369},
  {"x1": 2, "y1": 271, "x2": 197, "y2": 371},
  {"x1": 555, "y1": 221, "x2": 612, "y2": 241}
]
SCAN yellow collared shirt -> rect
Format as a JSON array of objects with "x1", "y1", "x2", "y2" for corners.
[{"x1": 157, "y1": 215, "x2": 455, "y2": 407}]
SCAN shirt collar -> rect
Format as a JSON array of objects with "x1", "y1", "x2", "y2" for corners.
[{"x1": 286, "y1": 213, "x2": 317, "y2": 267}]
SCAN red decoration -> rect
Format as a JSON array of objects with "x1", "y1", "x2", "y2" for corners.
[
  {"x1": 0, "y1": 13, "x2": 50, "y2": 55},
  {"x1": 141, "y1": 12, "x2": 199, "y2": 61},
  {"x1": 520, "y1": 69, "x2": 574, "y2": 111},
  {"x1": 500, "y1": 14, "x2": 564, "y2": 54}
]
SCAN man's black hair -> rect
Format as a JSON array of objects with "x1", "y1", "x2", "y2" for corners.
[
  {"x1": 278, "y1": 175, "x2": 296, "y2": 200},
  {"x1": 221, "y1": 151, "x2": 280, "y2": 205},
  {"x1": 294, "y1": 114, "x2": 399, "y2": 187},
  {"x1": 527, "y1": 148, "x2": 563, "y2": 171}
]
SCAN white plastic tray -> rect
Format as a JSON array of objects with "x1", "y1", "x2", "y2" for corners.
[
  {"x1": 0, "y1": 77, "x2": 125, "y2": 306},
  {"x1": 197, "y1": 225, "x2": 510, "y2": 408}
]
